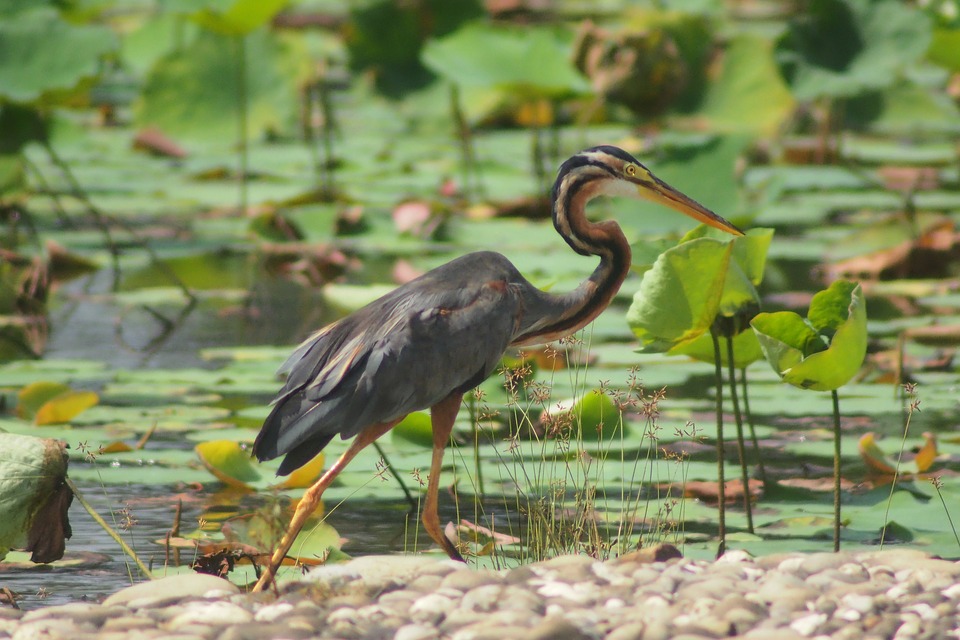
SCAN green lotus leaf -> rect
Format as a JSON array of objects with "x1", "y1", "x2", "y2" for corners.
[
  {"x1": 0, "y1": 8, "x2": 117, "y2": 104},
  {"x1": 699, "y1": 34, "x2": 795, "y2": 135},
  {"x1": 627, "y1": 237, "x2": 733, "y2": 352},
  {"x1": 391, "y1": 411, "x2": 434, "y2": 448},
  {"x1": 751, "y1": 281, "x2": 867, "y2": 391},
  {"x1": 775, "y1": 0, "x2": 931, "y2": 100},
  {"x1": 135, "y1": 28, "x2": 308, "y2": 142},
  {"x1": 541, "y1": 390, "x2": 627, "y2": 441},
  {"x1": 188, "y1": 0, "x2": 288, "y2": 36},
  {"x1": 422, "y1": 23, "x2": 589, "y2": 97},
  {"x1": 669, "y1": 328, "x2": 764, "y2": 369}
]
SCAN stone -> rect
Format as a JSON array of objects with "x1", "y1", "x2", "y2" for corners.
[
  {"x1": 459, "y1": 584, "x2": 503, "y2": 612},
  {"x1": 102, "y1": 615, "x2": 156, "y2": 632},
  {"x1": 409, "y1": 593, "x2": 458, "y2": 625},
  {"x1": 253, "y1": 601, "x2": 294, "y2": 623},
  {"x1": 440, "y1": 569, "x2": 502, "y2": 592},
  {"x1": 167, "y1": 601, "x2": 254, "y2": 629},
  {"x1": 606, "y1": 622, "x2": 646, "y2": 640},
  {"x1": 103, "y1": 574, "x2": 239, "y2": 608},
  {"x1": 528, "y1": 615, "x2": 589, "y2": 640},
  {"x1": 394, "y1": 623, "x2": 440, "y2": 640}
]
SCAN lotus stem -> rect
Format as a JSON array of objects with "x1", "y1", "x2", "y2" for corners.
[
  {"x1": 726, "y1": 337, "x2": 753, "y2": 534},
  {"x1": 831, "y1": 389, "x2": 841, "y2": 552},
  {"x1": 711, "y1": 329, "x2": 726, "y2": 557}
]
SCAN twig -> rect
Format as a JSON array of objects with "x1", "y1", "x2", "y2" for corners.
[{"x1": 65, "y1": 477, "x2": 154, "y2": 580}]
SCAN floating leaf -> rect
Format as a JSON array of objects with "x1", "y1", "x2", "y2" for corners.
[
  {"x1": 34, "y1": 391, "x2": 99, "y2": 426},
  {"x1": 914, "y1": 433, "x2": 938, "y2": 473},
  {"x1": 17, "y1": 382, "x2": 70, "y2": 421},
  {"x1": 195, "y1": 440, "x2": 325, "y2": 491},
  {"x1": 195, "y1": 440, "x2": 260, "y2": 491},
  {"x1": 279, "y1": 451, "x2": 326, "y2": 490},
  {"x1": 391, "y1": 412, "x2": 433, "y2": 448},
  {"x1": 539, "y1": 390, "x2": 626, "y2": 441},
  {"x1": 858, "y1": 433, "x2": 896, "y2": 475}
]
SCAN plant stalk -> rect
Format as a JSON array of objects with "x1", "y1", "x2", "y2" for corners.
[
  {"x1": 372, "y1": 441, "x2": 416, "y2": 509},
  {"x1": 740, "y1": 368, "x2": 768, "y2": 487},
  {"x1": 831, "y1": 389, "x2": 841, "y2": 552},
  {"x1": 66, "y1": 477, "x2": 154, "y2": 580},
  {"x1": 235, "y1": 35, "x2": 249, "y2": 216},
  {"x1": 711, "y1": 330, "x2": 726, "y2": 557},
  {"x1": 726, "y1": 337, "x2": 753, "y2": 534}
]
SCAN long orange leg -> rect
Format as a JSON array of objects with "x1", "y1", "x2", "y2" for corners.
[
  {"x1": 252, "y1": 418, "x2": 401, "y2": 593},
  {"x1": 421, "y1": 393, "x2": 465, "y2": 562}
]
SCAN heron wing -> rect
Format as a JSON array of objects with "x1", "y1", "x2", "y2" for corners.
[{"x1": 253, "y1": 262, "x2": 521, "y2": 474}]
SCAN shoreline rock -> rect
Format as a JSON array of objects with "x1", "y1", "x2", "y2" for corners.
[{"x1": 2, "y1": 548, "x2": 959, "y2": 639}]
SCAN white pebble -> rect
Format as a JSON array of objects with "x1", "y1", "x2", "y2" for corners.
[
  {"x1": 790, "y1": 612, "x2": 827, "y2": 636},
  {"x1": 254, "y1": 601, "x2": 294, "y2": 622},
  {"x1": 168, "y1": 601, "x2": 252, "y2": 628}
]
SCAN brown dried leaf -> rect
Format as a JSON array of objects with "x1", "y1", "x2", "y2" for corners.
[{"x1": 132, "y1": 127, "x2": 188, "y2": 159}]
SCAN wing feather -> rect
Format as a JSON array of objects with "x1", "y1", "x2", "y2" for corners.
[{"x1": 253, "y1": 255, "x2": 524, "y2": 474}]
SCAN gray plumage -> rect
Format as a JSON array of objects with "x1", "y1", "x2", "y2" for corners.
[{"x1": 253, "y1": 251, "x2": 528, "y2": 475}]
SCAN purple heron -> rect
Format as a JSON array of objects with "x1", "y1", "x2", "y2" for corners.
[{"x1": 251, "y1": 145, "x2": 743, "y2": 591}]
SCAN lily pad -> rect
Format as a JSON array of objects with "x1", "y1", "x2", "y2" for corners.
[{"x1": 195, "y1": 440, "x2": 325, "y2": 491}]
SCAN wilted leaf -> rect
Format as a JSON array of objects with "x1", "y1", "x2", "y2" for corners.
[
  {"x1": 0, "y1": 434, "x2": 71, "y2": 563},
  {"x1": 132, "y1": 127, "x2": 188, "y2": 159}
]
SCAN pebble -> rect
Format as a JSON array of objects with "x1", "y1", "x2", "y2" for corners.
[{"x1": 1, "y1": 550, "x2": 959, "y2": 639}]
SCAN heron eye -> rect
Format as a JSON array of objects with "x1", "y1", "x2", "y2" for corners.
[{"x1": 625, "y1": 164, "x2": 638, "y2": 177}]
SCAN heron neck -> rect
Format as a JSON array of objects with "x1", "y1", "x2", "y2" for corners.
[{"x1": 510, "y1": 186, "x2": 632, "y2": 346}]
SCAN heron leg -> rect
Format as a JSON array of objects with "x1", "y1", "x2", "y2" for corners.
[
  {"x1": 252, "y1": 418, "x2": 401, "y2": 593},
  {"x1": 422, "y1": 392, "x2": 465, "y2": 562}
]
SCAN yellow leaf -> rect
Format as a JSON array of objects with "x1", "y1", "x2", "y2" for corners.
[
  {"x1": 914, "y1": 432, "x2": 938, "y2": 473},
  {"x1": 278, "y1": 451, "x2": 325, "y2": 489},
  {"x1": 34, "y1": 391, "x2": 99, "y2": 425},
  {"x1": 17, "y1": 382, "x2": 70, "y2": 420},
  {"x1": 858, "y1": 432, "x2": 896, "y2": 475},
  {"x1": 195, "y1": 440, "x2": 259, "y2": 491},
  {"x1": 100, "y1": 441, "x2": 133, "y2": 454}
]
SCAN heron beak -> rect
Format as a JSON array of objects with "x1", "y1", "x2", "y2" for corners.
[{"x1": 638, "y1": 178, "x2": 744, "y2": 237}]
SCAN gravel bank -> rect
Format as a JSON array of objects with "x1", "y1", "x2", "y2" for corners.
[{"x1": 2, "y1": 548, "x2": 958, "y2": 639}]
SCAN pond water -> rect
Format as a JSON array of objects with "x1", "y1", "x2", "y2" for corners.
[{"x1": 5, "y1": 241, "x2": 958, "y2": 609}]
